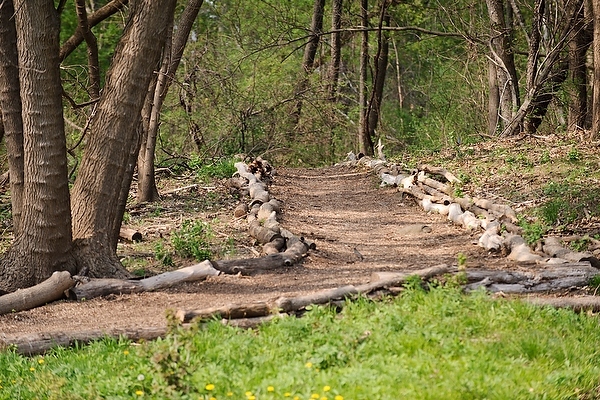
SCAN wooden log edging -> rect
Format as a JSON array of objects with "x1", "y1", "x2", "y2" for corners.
[
  {"x1": 339, "y1": 152, "x2": 600, "y2": 293},
  {"x1": 233, "y1": 158, "x2": 314, "y2": 259}
]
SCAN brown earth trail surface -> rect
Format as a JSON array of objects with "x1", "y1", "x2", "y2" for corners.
[{"x1": 0, "y1": 165, "x2": 509, "y2": 338}]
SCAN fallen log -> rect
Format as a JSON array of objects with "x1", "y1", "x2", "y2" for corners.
[
  {"x1": 503, "y1": 234, "x2": 544, "y2": 263},
  {"x1": 119, "y1": 227, "x2": 142, "y2": 242},
  {"x1": 542, "y1": 236, "x2": 600, "y2": 268},
  {"x1": 70, "y1": 260, "x2": 220, "y2": 301},
  {"x1": 0, "y1": 326, "x2": 174, "y2": 356},
  {"x1": 417, "y1": 164, "x2": 461, "y2": 184},
  {"x1": 211, "y1": 240, "x2": 310, "y2": 275},
  {"x1": 524, "y1": 296, "x2": 600, "y2": 312},
  {"x1": 177, "y1": 265, "x2": 449, "y2": 322},
  {"x1": 0, "y1": 271, "x2": 75, "y2": 315}
]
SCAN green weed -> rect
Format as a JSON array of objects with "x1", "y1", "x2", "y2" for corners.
[
  {"x1": 194, "y1": 157, "x2": 237, "y2": 183},
  {"x1": 519, "y1": 217, "x2": 547, "y2": 245},
  {"x1": 4, "y1": 288, "x2": 600, "y2": 399},
  {"x1": 171, "y1": 220, "x2": 213, "y2": 261}
]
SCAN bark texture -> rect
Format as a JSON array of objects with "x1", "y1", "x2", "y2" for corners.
[{"x1": 70, "y1": 0, "x2": 177, "y2": 278}]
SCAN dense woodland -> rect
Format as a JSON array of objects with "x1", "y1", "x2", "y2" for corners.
[{"x1": 0, "y1": 0, "x2": 599, "y2": 292}]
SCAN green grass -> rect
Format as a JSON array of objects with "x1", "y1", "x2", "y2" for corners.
[{"x1": 2, "y1": 286, "x2": 600, "y2": 399}]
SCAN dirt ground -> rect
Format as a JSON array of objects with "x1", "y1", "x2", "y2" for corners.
[{"x1": 0, "y1": 165, "x2": 513, "y2": 339}]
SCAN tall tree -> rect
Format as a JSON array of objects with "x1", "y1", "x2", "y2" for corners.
[
  {"x1": 292, "y1": 0, "x2": 326, "y2": 127},
  {"x1": 328, "y1": 0, "x2": 343, "y2": 100},
  {"x1": 592, "y1": 0, "x2": 600, "y2": 138},
  {"x1": 0, "y1": 0, "x2": 177, "y2": 292},
  {"x1": 485, "y1": 0, "x2": 521, "y2": 136},
  {"x1": 137, "y1": 0, "x2": 205, "y2": 203},
  {"x1": 358, "y1": 0, "x2": 373, "y2": 155},
  {"x1": 367, "y1": 3, "x2": 391, "y2": 140}
]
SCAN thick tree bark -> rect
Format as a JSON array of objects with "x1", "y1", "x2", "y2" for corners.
[
  {"x1": 358, "y1": 0, "x2": 373, "y2": 155},
  {"x1": 137, "y1": 0, "x2": 204, "y2": 203},
  {"x1": 70, "y1": 0, "x2": 177, "y2": 278},
  {"x1": 486, "y1": 0, "x2": 520, "y2": 135},
  {"x1": 0, "y1": 0, "x2": 75, "y2": 292}
]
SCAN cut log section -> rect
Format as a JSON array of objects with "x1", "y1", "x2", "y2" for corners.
[
  {"x1": 119, "y1": 227, "x2": 142, "y2": 242},
  {"x1": 70, "y1": 260, "x2": 220, "y2": 301},
  {"x1": 0, "y1": 271, "x2": 75, "y2": 315}
]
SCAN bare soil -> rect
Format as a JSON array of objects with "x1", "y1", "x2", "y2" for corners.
[{"x1": 0, "y1": 165, "x2": 511, "y2": 338}]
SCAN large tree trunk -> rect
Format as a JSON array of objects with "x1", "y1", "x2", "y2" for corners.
[
  {"x1": 0, "y1": 0, "x2": 75, "y2": 293},
  {"x1": 70, "y1": 0, "x2": 177, "y2": 279},
  {"x1": 358, "y1": 0, "x2": 373, "y2": 155},
  {"x1": 137, "y1": 0, "x2": 204, "y2": 203},
  {"x1": 367, "y1": 8, "x2": 390, "y2": 140},
  {"x1": 486, "y1": 0, "x2": 521, "y2": 136},
  {"x1": 592, "y1": 0, "x2": 600, "y2": 138}
]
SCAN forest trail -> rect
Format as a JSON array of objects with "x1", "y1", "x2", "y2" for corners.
[{"x1": 0, "y1": 165, "x2": 508, "y2": 338}]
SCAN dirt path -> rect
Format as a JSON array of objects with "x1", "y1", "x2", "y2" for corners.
[{"x1": 0, "y1": 165, "x2": 508, "y2": 338}]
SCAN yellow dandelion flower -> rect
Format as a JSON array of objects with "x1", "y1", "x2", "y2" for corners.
[
  {"x1": 323, "y1": 386, "x2": 331, "y2": 392},
  {"x1": 135, "y1": 390, "x2": 144, "y2": 396},
  {"x1": 320, "y1": 397, "x2": 328, "y2": 400},
  {"x1": 245, "y1": 391, "x2": 253, "y2": 397},
  {"x1": 294, "y1": 397, "x2": 300, "y2": 400},
  {"x1": 248, "y1": 396, "x2": 256, "y2": 400},
  {"x1": 205, "y1": 383, "x2": 215, "y2": 391},
  {"x1": 284, "y1": 393, "x2": 291, "y2": 397},
  {"x1": 305, "y1": 362, "x2": 313, "y2": 368},
  {"x1": 29, "y1": 367, "x2": 35, "y2": 372},
  {"x1": 334, "y1": 396, "x2": 344, "y2": 400},
  {"x1": 227, "y1": 392, "x2": 233, "y2": 396},
  {"x1": 38, "y1": 359, "x2": 44, "y2": 364},
  {"x1": 267, "y1": 386, "x2": 275, "y2": 392},
  {"x1": 123, "y1": 350, "x2": 130, "y2": 355},
  {"x1": 210, "y1": 397, "x2": 217, "y2": 400},
  {"x1": 311, "y1": 394, "x2": 320, "y2": 399}
]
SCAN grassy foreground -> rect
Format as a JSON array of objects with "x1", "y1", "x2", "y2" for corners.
[{"x1": 1, "y1": 285, "x2": 600, "y2": 400}]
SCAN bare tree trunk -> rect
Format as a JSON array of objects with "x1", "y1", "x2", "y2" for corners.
[
  {"x1": 486, "y1": 0, "x2": 521, "y2": 135},
  {"x1": 71, "y1": 0, "x2": 177, "y2": 279},
  {"x1": 487, "y1": 59, "x2": 500, "y2": 135},
  {"x1": 0, "y1": 0, "x2": 24, "y2": 237},
  {"x1": 0, "y1": 0, "x2": 75, "y2": 292},
  {"x1": 592, "y1": 0, "x2": 600, "y2": 138},
  {"x1": 358, "y1": 0, "x2": 373, "y2": 155},
  {"x1": 367, "y1": 7, "x2": 390, "y2": 140},
  {"x1": 291, "y1": 0, "x2": 326, "y2": 128},
  {"x1": 137, "y1": 0, "x2": 204, "y2": 203},
  {"x1": 327, "y1": 0, "x2": 343, "y2": 101}
]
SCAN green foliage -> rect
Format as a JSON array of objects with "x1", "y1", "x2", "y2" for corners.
[
  {"x1": 154, "y1": 240, "x2": 174, "y2": 267},
  {"x1": 171, "y1": 220, "x2": 213, "y2": 261},
  {"x1": 518, "y1": 217, "x2": 547, "y2": 245},
  {"x1": 194, "y1": 157, "x2": 237, "y2": 183},
  {"x1": 539, "y1": 181, "x2": 599, "y2": 228},
  {"x1": 5, "y1": 288, "x2": 600, "y2": 399}
]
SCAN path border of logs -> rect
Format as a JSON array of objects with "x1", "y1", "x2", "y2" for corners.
[
  {"x1": 340, "y1": 152, "x2": 600, "y2": 295},
  {"x1": 3, "y1": 156, "x2": 600, "y2": 355}
]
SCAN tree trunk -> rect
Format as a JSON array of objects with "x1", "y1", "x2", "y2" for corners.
[
  {"x1": 358, "y1": 0, "x2": 373, "y2": 155},
  {"x1": 367, "y1": 8, "x2": 390, "y2": 140},
  {"x1": 328, "y1": 0, "x2": 343, "y2": 100},
  {"x1": 137, "y1": 0, "x2": 204, "y2": 203},
  {"x1": 0, "y1": 0, "x2": 25, "y2": 237},
  {"x1": 486, "y1": 0, "x2": 521, "y2": 135},
  {"x1": 291, "y1": 0, "x2": 325, "y2": 128},
  {"x1": 487, "y1": 59, "x2": 500, "y2": 136},
  {"x1": 0, "y1": 0, "x2": 76, "y2": 293},
  {"x1": 70, "y1": 0, "x2": 177, "y2": 279},
  {"x1": 566, "y1": 0, "x2": 591, "y2": 133},
  {"x1": 592, "y1": 0, "x2": 600, "y2": 138}
]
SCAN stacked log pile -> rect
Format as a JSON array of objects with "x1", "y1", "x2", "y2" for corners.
[{"x1": 340, "y1": 153, "x2": 600, "y2": 295}]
